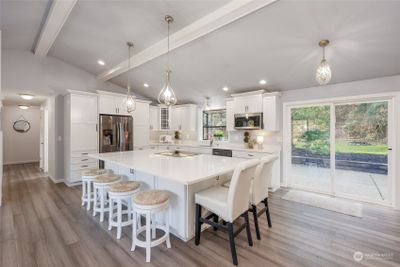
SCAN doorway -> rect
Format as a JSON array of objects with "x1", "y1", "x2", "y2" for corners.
[{"x1": 285, "y1": 97, "x2": 393, "y2": 205}]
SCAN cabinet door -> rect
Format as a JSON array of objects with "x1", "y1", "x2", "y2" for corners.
[
  {"x1": 234, "y1": 95, "x2": 262, "y2": 113},
  {"x1": 263, "y1": 95, "x2": 280, "y2": 131},
  {"x1": 149, "y1": 106, "x2": 159, "y2": 131},
  {"x1": 160, "y1": 107, "x2": 170, "y2": 130},
  {"x1": 71, "y1": 123, "x2": 97, "y2": 151},
  {"x1": 155, "y1": 177, "x2": 186, "y2": 239},
  {"x1": 226, "y1": 99, "x2": 235, "y2": 131},
  {"x1": 171, "y1": 107, "x2": 182, "y2": 130},
  {"x1": 133, "y1": 102, "x2": 150, "y2": 126},
  {"x1": 99, "y1": 95, "x2": 118, "y2": 115},
  {"x1": 71, "y1": 94, "x2": 98, "y2": 123},
  {"x1": 134, "y1": 125, "x2": 149, "y2": 147}
]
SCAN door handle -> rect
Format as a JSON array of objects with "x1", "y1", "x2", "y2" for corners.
[{"x1": 388, "y1": 148, "x2": 393, "y2": 151}]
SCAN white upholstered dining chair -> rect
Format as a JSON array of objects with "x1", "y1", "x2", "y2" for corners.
[{"x1": 194, "y1": 159, "x2": 259, "y2": 266}]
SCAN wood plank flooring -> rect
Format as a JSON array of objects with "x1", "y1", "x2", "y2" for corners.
[{"x1": 1, "y1": 163, "x2": 400, "y2": 267}]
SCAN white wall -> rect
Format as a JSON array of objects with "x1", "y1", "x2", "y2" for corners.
[{"x1": 2, "y1": 105, "x2": 41, "y2": 164}]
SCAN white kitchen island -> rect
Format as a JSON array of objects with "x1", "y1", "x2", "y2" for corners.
[{"x1": 89, "y1": 149, "x2": 248, "y2": 241}]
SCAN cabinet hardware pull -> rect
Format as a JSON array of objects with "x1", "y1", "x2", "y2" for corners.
[
  {"x1": 81, "y1": 159, "x2": 88, "y2": 161},
  {"x1": 248, "y1": 154, "x2": 254, "y2": 157},
  {"x1": 82, "y1": 153, "x2": 88, "y2": 155},
  {"x1": 82, "y1": 165, "x2": 88, "y2": 168}
]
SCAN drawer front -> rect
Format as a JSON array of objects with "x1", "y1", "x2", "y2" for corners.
[
  {"x1": 71, "y1": 156, "x2": 97, "y2": 164},
  {"x1": 71, "y1": 150, "x2": 97, "y2": 158},
  {"x1": 71, "y1": 162, "x2": 98, "y2": 172},
  {"x1": 232, "y1": 150, "x2": 263, "y2": 159}
]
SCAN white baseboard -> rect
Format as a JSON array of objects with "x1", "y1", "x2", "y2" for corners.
[
  {"x1": 4, "y1": 160, "x2": 40, "y2": 165},
  {"x1": 48, "y1": 175, "x2": 64, "y2": 184}
]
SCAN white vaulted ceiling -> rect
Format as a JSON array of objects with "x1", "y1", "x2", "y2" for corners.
[{"x1": 2, "y1": 0, "x2": 400, "y2": 104}]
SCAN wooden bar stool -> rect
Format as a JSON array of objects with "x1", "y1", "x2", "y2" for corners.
[
  {"x1": 131, "y1": 190, "x2": 171, "y2": 263},
  {"x1": 93, "y1": 174, "x2": 122, "y2": 222},
  {"x1": 108, "y1": 181, "x2": 141, "y2": 239},
  {"x1": 81, "y1": 168, "x2": 108, "y2": 211}
]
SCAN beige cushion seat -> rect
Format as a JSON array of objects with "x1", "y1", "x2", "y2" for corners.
[
  {"x1": 82, "y1": 168, "x2": 107, "y2": 177},
  {"x1": 109, "y1": 181, "x2": 140, "y2": 193},
  {"x1": 133, "y1": 190, "x2": 169, "y2": 206},
  {"x1": 94, "y1": 174, "x2": 121, "y2": 184},
  {"x1": 195, "y1": 186, "x2": 229, "y2": 220}
]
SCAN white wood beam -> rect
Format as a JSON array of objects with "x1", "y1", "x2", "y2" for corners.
[
  {"x1": 34, "y1": 0, "x2": 78, "y2": 57},
  {"x1": 98, "y1": 0, "x2": 278, "y2": 81}
]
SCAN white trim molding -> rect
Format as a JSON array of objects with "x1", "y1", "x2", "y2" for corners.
[
  {"x1": 34, "y1": 0, "x2": 78, "y2": 57},
  {"x1": 98, "y1": 0, "x2": 278, "y2": 81}
]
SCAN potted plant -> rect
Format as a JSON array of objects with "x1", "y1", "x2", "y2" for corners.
[
  {"x1": 174, "y1": 131, "x2": 180, "y2": 143},
  {"x1": 243, "y1": 131, "x2": 250, "y2": 148},
  {"x1": 213, "y1": 130, "x2": 224, "y2": 141}
]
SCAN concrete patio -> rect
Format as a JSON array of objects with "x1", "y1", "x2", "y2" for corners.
[{"x1": 290, "y1": 164, "x2": 391, "y2": 204}]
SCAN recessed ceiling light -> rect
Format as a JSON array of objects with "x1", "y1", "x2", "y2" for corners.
[
  {"x1": 259, "y1": 79, "x2": 267, "y2": 85},
  {"x1": 18, "y1": 105, "x2": 30, "y2": 110},
  {"x1": 20, "y1": 94, "x2": 34, "y2": 100},
  {"x1": 222, "y1": 86, "x2": 229, "y2": 91},
  {"x1": 97, "y1": 60, "x2": 105, "y2": 66},
  {"x1": 144, "y1": 83, "x2": 149, "y2": 88}
]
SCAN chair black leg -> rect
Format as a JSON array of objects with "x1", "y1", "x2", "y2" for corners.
[
  {"x1": 251, "y1": 205, "x2": 261, "y2": 240},
  {"x1": 244, "y1": 212, "x2": 253, "y2": 246},
  {"x1": 195, "y1": 204, "x2": 202, "y2": 245},
  {"x1": 227, "y1": 222, "x2": 238, "y2": 266},
  {"x1": 213, "y1": 214, "x2": 218, "y2": 231},
  {"x1": 264, "y1": 198, "x2": 272, "y2": 228}
]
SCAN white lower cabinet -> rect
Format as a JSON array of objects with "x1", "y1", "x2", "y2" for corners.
[{"x1": 155, "y1": 177, "x2": 186, "y2": 239}]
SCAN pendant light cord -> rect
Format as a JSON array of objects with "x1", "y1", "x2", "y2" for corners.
[
  {"x1": 167, "y1": 20, "x2": 170, "y2": 72},
  {"x1": 127, "y1": 44, "x2": 131, "y2": 93},
  {"x1": 322, "y1": 46, "x2": 326, "y2": 60}
]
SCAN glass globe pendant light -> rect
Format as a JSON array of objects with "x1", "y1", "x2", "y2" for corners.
[
  {"x1": 158, "y1": 15, "x2": 177, "y2": 106},
  {"x1": 315, "y1": 39, "x2": 332, "y2": 85},
  {"x1": 124, "y1": 41, "x2": 136, "y2": 113}
]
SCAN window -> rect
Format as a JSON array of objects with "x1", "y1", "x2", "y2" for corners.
[{"x1": 203, "y1": 109, "x2": 227, "y2": 140}]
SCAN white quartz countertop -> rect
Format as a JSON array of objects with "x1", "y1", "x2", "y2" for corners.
[
  {"x1": 90, "y1": 149, "x2": 248, "y2": 185},
  {"x1": 149, "y1": 141, "x2": 281, "y2": 154}
]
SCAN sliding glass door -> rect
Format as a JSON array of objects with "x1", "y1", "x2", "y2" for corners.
[
  {"x1": 290, "y1": 105, "x2": 332, "y2": 193},
  {"x1": 287, "y1": 98, "x2": 392, "y2": 205},
  {"x1": 335, "y1": 101, "x2": 391, "y2": 204}
]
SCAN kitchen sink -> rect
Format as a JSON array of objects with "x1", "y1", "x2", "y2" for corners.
[{"x1": 154, "y1": 150, "x2": 198, "y2": 158}]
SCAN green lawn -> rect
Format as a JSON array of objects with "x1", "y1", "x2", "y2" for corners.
[
  {"x1": 335, "y1": 140, "x2": 388, "y2": 155},
  {"x1": 294, "y1": 140, "x2": 388, "y2": 155}
]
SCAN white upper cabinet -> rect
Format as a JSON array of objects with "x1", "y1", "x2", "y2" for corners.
[
  {"x1": 70, "y1": 94, "x2": 98, "y2": 123},
  {"x1": 233, "y1": 94, "x2": 263, "y2": 114},
  {"x1": 262, "y1": 93, "x2": 281, "y2": 132},
  {"x1": 171, "y1": 104, "x2": 197, "y2": 131},
  {"x1": 98, "y1": 94, "x2": 120, "y2": 115},
  {"x1": 226, "y1": 99, "x2": 235, "y2": 132},
  {"x1": 133, "y1": 101, "x2": 150, "y2": 126},
  {"x1": 149, "y1": 106, "x2": 159, "y2": 131}
]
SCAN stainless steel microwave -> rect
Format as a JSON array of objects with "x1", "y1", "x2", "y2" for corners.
[{"x1": 234, "y1": 113, "x2": 263, "y2": 130}]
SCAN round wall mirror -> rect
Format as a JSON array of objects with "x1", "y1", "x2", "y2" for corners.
[{"x1": 13, "y1": 120, "x2": 31, "y2": 133}]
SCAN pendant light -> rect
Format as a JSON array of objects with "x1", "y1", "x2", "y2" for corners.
[
  {"x1": 158, "y1": 15, "x2": 177, "y2": 106},
  {"x1": 124, "y1": 41, "x2": 136, "y2": 113},
  {"x1": 315, "y1": 39, "x2": 332, "y2": 85}
]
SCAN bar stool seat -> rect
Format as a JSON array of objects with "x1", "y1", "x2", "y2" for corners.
[
  {"x1": 131, "y1": 190, "x2": 171, "y2": 263},
  {"x1": 108, "y1": 181, "x2": 141, "y2": 239},
  {"x1": 81, "y1": 168, "x2": 108, "y2": 211},
  {"x1": 93, "y1": 174, "x2": 122, "y2": 222}
]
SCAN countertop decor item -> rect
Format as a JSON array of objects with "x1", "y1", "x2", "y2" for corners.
[
  {"x1": 243, "y1": 131, "x2": 250, "y2": 147},
  {"x1": 174, "y1": 131, "x2": 180, "y2": 140},
  {"x1": 13, "y1": 115, "x2": 30, "y2": 133}
]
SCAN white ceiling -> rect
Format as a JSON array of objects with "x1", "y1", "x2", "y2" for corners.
[{"x1": 2, "y1": 0, "x2": 400, "y2": 105}]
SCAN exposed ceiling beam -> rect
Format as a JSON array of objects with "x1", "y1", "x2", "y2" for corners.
[
  {"x1": 34, "y1": 0, "x2": 77, "y2": 57},
  {"x1": 98, "y1": 0, "x2": 278, "y2": 81}
]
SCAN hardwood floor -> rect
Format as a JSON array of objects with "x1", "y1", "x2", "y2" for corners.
[{"x1": 1, "y1": 163, "x2": 400, "y2": 267}]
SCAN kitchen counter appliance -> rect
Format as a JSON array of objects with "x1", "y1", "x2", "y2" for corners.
[{"x1": 234, "y1": 112, "x2": 263, "y2": 130}]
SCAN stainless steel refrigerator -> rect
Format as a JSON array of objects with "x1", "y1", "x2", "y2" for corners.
[{"x1": 99, "y1": 114, "x2": 133, "y2": 153}]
